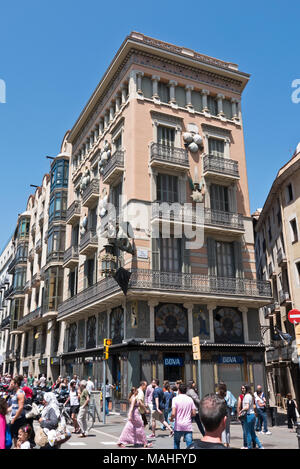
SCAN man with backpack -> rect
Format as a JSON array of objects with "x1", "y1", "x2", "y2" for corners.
[{"x1": 149, "y1": 379, "x2": 173, "y2": 439}]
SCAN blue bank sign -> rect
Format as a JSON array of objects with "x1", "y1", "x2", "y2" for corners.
[
  {"x1": 218, "y1": 356, "x2": 244, "y2": 364},
  {"x1": 164, "y1": 357, "x2": 184, "y2": 367}
]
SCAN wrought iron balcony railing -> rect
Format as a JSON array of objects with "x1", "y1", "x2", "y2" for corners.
[
  {"x1": 279, "y1": 290, "x2": 291, "y2": 305},
  {"x1": 18, "y1": 307, "x2": 42, "y2": 327},
  {"x1": 102, "y1": 150, "x2": 125, "y2": 183},
  {"x1": 66, "y1": 200, "x2": 81, "y2": 224},
  {"x1": 204, "y1": 208, "x2": 244, "y2": 231},
  {"x1": 0, "y1": 316, "x2": 10, "y2": 329},
  {"x1": 203, "y1": 154, "x2": 239, "y2": 178},
  {"x1": 82, "y1": 178, "x2": 99, "y2": 207},
  {"x1": 150, "y1": 143, "x2": 189, "y2": 168},
  {"x1": 79, "y1": 230, "x2": 98, "y2": 254},
  {"x1": 58, "y1": 269, "x2": 272, "y2": 320},
  {"x1": 63, "y1": 246, "x2": 79, "y2": 267}
]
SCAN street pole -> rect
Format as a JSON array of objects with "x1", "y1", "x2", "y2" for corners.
[
  {"x1": 197, "y1": 358, "x2": 202, "y2": 400},
  {"x1": 103, "y1": 358, "x2": 106, "y2": 425}
]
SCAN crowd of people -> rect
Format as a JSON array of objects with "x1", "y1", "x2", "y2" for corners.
[
  {"x1": 0, "y1": 372, "x2": 298, "y2": 450},
  {"x1": 0, "y1": 372, "x2": 97, "y2": 449},
  {"x1": 117, "y1": 379, "x2": 298, "y2": 450}
]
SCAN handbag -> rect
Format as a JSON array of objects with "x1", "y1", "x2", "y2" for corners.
[
  {"x1": 238, "y1": 409, "x2": 247, "y2": 422},
  {"x1": 5, "y1": 426, "x2": 12, "y2": 449},
  {"x1": 34, "y1": 426, "x2": 48, "y2": 447}
]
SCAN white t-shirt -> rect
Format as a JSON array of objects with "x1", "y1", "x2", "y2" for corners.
[
  {"x1": 70, "y1": 389, "x2": 79, "y2": 406},
  {"x1": 20, "y1": 441, "x2": 31, "y2": 449},
  {"x1": 254, "y1": 392, "x2": 265, "y2": 408},
  {"x1": 243, "y1": 394, "x2": 255, "y2": 414},
  {"x1": 86, "y1": 380, "x2": 94, "y2": 394}
]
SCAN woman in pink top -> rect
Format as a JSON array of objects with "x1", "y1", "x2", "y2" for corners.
[{"x1": 0, "y1": 398, "x2": 8, "y2": 450}]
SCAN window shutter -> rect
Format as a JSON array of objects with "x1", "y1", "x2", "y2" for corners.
[
  {"x1": 207, "y1": 238, "x2": 217, "y2": 276},
  {"x1": 233, "y1": 241, "x2": 244, "y2": 278},
  {"x1": 152, "y1": 237, "x2": 160, "y2": 271}
]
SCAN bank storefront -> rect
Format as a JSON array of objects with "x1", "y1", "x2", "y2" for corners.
[{"x1": 60, "y1": 301, "x2": 266, "y2": 401}]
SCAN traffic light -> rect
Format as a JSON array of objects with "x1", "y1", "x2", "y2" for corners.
[
  {"x1": 192, "y1": 336, "x2": 201, "y2": 360},
  {"x1": 103, "y1": 338, "x2": 112, "y2": 360}
]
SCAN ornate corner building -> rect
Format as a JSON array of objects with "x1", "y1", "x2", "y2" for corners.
[{"x1": 3, "y1": 33, "x2": 272, "y2": 399}]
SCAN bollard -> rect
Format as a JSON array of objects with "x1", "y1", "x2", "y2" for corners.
[{"x1": 296, "y1": 422, "x2": 300, "y2": 449}]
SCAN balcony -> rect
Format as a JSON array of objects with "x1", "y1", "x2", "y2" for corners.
[
  {"x1": 24, "y1": 279, "x2": 32, "y2": 293},
  {"x1": 8, "y1": 255, "x2": 28, "y2": 274},
  {"x1": 18, "y1": 306, "x2": 42, "y2": 329},
  {"x1": 57, "y1": 268, "x2": 272, "y2": 321},
  {"x1": 66, "y1": 200, "x2": 81, "y2": 225},
  {"x1": 4, "y1": 285, "x2": 13, "y2": 299},
  {"x1": 28, "y1": 248, "x2": 34, "y2": 262},
  {"x1": 204, "y1": 208, "x2": 244, "y2": 233},
  {"x1": 279, "y1": 290, "x2": 292, "y2": 305},
  {"x1": 203, "y1": 155, "x2": 239, "y2": 182},
  {"x1": 151, "y1": 203, "x2": 244, "y2": 232},
  {"x1": 150, "y1": 143, "x2": 189, "y2": 171},
  {"x1": 46, "y1": 250, "x2": 64, "y2": 265},
  {"x1": 277, "y1": 248, "x2": 287, "y2": 267},
  {"x1": 0, "y1": 316, "x2": 10, "y2": 330},
  {"x1": 264, "y1": 301, "x2": 280, "y2": 318},
  {"x1": 35, "y1": 239, "x2": 42, "y2": 254},
  {"x1": 63, "y1": 246, "x2": 79, "y2": 269},
  {"x1": 82, "y1": 178, "x2": 99, "y2": 208},
  {"x1": 102, "y1": 151, "x2": 125, "y2": 185},
  {"x1": 79, "y1": 230, "x2": 98, "y2": 256}
]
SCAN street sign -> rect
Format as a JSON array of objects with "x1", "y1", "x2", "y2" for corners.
[
  {"x1": 192, "y1": 336, "x2": 201, "y2": 360},
  {"x1": 288, "y1": 309, "x2": 300, "y2": 324}
]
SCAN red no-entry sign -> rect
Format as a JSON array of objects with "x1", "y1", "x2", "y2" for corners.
[{"x1": 288, "y1": 309, "x2": 300, "y2": 324}]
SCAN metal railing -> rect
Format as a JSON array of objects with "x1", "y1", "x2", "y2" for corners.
[
  {"x1": 204, "y1": 208, "x2": 244, "y2": 230},
  {"x1": 81, "y1": 178, "x2": 99, "y2": 205},
  {"x1": 79, "y1": 230, "x2": 98, "y2": 252},
  {"x1": 18, "y1": 307, "x2": 42, "y2": 327},
  {"x1": 151, "y1": 203, "x2": 244, "y2": 230},
  {"x1": 46, "y1": 251, "x2": 64, "y2": 264},
  {"x1": 150, "y1": 143, "x2": 189, "y2": 167},
  {"x1": 102, "y1": 151, "x2": 124, "y2": 180},
  {"x1": 279, "y1": 290, "x2": 291, "y2": 304},
  {"x1": 66, "y1": 200, "x2": 81, "y2": 222},
  {"x1": 63, "y1": 246, "x2": 79, "y2": 263},
  {"x1": 203, "y1": 154, "x2": 239, "y2": 178},
  {"x1": 58, "y1": 269, "x2": 272, "y2": 319}
]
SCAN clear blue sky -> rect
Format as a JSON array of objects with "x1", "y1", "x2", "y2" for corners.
[{"x1": 1, "y1": 1, "x2": 300, "y2": 248}]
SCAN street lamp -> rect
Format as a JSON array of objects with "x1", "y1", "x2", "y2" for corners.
[{"x1": 100, "y1": 244, "x2": 117, "y2": 277}]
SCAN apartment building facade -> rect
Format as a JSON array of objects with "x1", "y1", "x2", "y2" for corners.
[
  {"x1": 253, "y1": 147, "x2": 300, "y2": 407},
  {"x1": 55, "y1": 32, "x2": 272, "y2": 398},
  {"x1": 0, "y1": 238, "x2": 14, "y2": 373},
  {"x1": 1, "y1": 135, "x2": 71, "y2": 380}
]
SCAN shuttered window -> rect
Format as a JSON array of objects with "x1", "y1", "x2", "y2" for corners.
[
  {"x1": 210, "y1": 184, "x2": 229, "y2": 212},
  {"x1": 157, "y1": 125, "x2": 175, "y2": 147},
  {"x1": 157, "y1": 174, "x2": 178, "y2": 203},
  {"x1": 216, "y1": 241, "x2": 235, "y2": 278},
  {"x1": 160, "y1": 237, "x2": 182, "y2": 272},
  {"x1": 208, "y1": 138, "x2": 225, "y2": 157}
]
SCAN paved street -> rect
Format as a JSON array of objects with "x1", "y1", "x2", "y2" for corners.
[{"x1": 60, "y1": 412, "x2": 299, "y2": 450}]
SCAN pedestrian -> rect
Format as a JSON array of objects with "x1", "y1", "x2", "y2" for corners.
[
  {"x1": 237, "y1": 385, "x2": 248, "y2": 449},
  {"x1": 117, "y1": 387, "x2": 152, "y2": 448},
  {"x1": 86, "y1": 377, "x2": 95, "y2": 395},
  {"x1": 189, "y1": 394, "x2": 228, "y2": 449},
  {"x1": 137, "y1": 381, "x2": 149, "y2": 427},
  {"x1": 77, "y1": 380, "x2": 90, "y2": 438},
  {"x1": 286, "y1": 393, "x2": 298, "y2": 431},
  {"x1": 38, "y1": 392, "x2": 60, "y2": 449},
  {"x1": 27, "y1": 373, "x2": 34, "y2": 388},
  {"x1": 149, "y1": 379, "x2": 174, "y2": 439},
  {"x1": 145, "y1": 379, "x2": 155, "y2": 430},
  {"x1": 7, "y1": 375, "x2": 26, "y2": 448},
  {"x1": 64, "y1": 381, "x2": 80, "y2": 434},
  {"x1": 15, "y1": 424, "x2": 32, "y2": 449},
  {"x1": 217, "y1": 383, "x2": 232, "y2": 447},
  {"x1": 254, "y1": 386, "x2": 271, "y2": 435},
  {"x1": 103, "y1": 379, "x2": 114, "y2": 416},
  {"x1": 0, "y1": 397, "x2": 8, "y2": 449},
  {"x1": 163, "y1": 384, "x2": 174, "y2": 429},
  {"x1": 239, "y1": 384, "x2": 264, "y2": 449},
  {"x1": 170, "y1": 383, "x2": 196, "y2": 449},
  {"x1": 186, "y1": 380, "x2": 205, "y2": 436}
]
